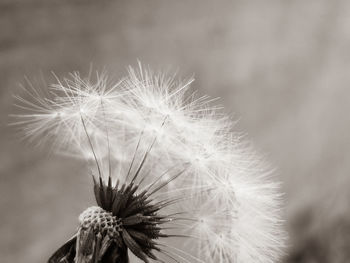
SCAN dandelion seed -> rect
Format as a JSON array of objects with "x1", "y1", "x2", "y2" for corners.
[{"x1": 13, "y1": 64, "x2": 285, "y2": 263}]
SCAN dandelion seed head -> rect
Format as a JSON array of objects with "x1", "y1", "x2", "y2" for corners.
[{"x1": 13, "y1": 64, "x2": 285, "y2": 262}]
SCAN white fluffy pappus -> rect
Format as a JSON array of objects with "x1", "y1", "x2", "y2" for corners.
[{"x1": 13, "y1": 64, "x2": 285, "y2": 263}]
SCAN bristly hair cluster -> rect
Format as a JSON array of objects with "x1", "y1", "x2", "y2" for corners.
[
  {"x1": 12, "y1": 63, "x2": 285, "y2": 263},
  {"x1": 49, "y1": 175, "x2": 182, "y2": 263}
]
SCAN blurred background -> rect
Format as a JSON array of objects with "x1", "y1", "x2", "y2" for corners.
[{"x1": 1, "y1": 0, "x2": 350, "y2": 262}]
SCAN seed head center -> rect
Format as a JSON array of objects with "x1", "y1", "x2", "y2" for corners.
[{"x1": 79, "y1": 206, "x2": 122, "y2": 238}]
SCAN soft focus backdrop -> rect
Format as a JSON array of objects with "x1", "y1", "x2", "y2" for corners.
[{"x1": 1, "y1": 0, "x2": 350, "y2": 262}]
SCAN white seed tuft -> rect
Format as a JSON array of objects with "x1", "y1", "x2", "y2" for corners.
[{"x1": 13, "y1": 64, "x2": 285, "y2": 262}]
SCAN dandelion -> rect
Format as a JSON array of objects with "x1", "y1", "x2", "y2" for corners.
[{"x1": 13, "y1": 64, "x2": 285, "y2": 263}]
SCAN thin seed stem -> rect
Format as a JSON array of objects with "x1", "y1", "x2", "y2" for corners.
[
  {"x1": 80, "y1": 113, "x2": 102, "y2": 178},
  {"x1": 100, "y1": 98, "x2": 112, "y2": 179}
]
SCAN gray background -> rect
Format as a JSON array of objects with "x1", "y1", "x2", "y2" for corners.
[{"x1": 1, "y1": 0, "x2": 350, "y2": 262}]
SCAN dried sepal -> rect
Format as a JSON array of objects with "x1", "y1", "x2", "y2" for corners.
[{"x1": 48, "y1": 235, "x2": 77, "y2": 263}]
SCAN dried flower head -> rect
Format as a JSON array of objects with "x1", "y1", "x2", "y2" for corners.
[{"x1": 13, "y1": 64, "x2": 285, "y2": 263}]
